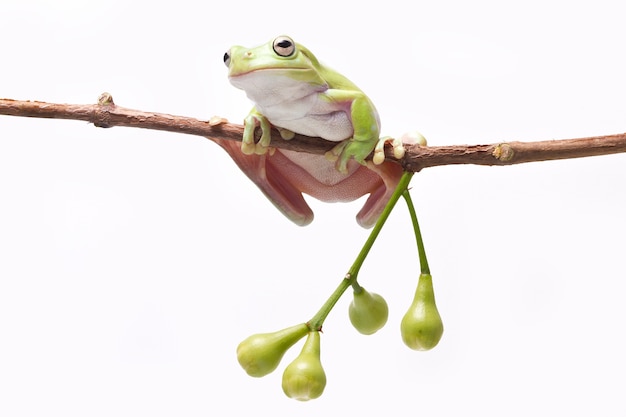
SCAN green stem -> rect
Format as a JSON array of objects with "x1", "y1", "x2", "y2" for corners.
[
  {"x1": 307, "y1": 276, "x2": 353, "y2": 331},
  {"x1": 402, "y1": 188, "x2": 430, "y2": 275},
  {"x1": 351, "y1": 278, "x2": 363, "y2": 294},
  {"x1": 308, "y1": 171, "x2": 414, "y2": 330}
]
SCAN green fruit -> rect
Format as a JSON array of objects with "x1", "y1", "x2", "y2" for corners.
[
  {"x1": 348, "y1": 288, "x2": 389, "y2": 335},
  {"x1": 282, "y1": 331, "x2": 326, "y2": 401},
  {"x1": 401, "y1": 273, "x2": 444, "y2": 350},
  {"x1": 236, "y1": 323, "x2": 309, "y2": 377}
]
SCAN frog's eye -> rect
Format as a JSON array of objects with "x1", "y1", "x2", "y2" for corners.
[
  {"x1": 223, "y1": 50, "x2": 231, "y2": 67},
  {"x1": 273, "y1": 36, "x2": 295, "y2": 57}
]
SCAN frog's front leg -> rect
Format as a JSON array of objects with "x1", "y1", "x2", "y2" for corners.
[
  {"x1": 322, "y1": 90, "x2": 381, "y2": 173},
  {"x1": 242, "y1": 107, "x2": 296, "y2": 155},
  {"x1": 241, "y1": 108, "x2": 271, "y2": 155}
]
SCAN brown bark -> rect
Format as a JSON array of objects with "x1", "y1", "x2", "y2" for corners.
[{"x1": 2, "y1": 94, "x2": 625, "y2": 172}]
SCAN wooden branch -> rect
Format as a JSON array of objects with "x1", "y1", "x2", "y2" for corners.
[{"x1": 2, "y1": 94, "x2": 626, "y2": 172}]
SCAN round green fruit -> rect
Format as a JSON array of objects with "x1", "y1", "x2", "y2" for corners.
[
  {"x1": 236, "y1": 323, "x2": 308, "y2": 377},
  {"x1": 282, "y1": 331, "x2": 326, "y2": 401},
  {"x1": 401, "y1": 274, "x2": 444, "y2": 350},
  {"x1": 348, "y1": 288, "x2": 389, "y2": 335}
]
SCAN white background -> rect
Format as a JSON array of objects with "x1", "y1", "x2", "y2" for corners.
[{"x1": 1, "y1": 1, "x2": 625, "y2": 415}]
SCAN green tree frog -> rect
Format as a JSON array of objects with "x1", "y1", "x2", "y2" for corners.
[{"x1": 219, "y1": 35, "x2": 421, "y2": 227}]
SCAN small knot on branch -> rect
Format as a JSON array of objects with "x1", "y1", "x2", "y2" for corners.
[
  {"x1": 98, "y1": 92, "x2": 115, "y2": 106},
  {"x1": 94, "y1": 92, "x2": 115, "y2": 128},
  {"x1": 492, "y1": 143, "x2": 515, "y2": 162}
]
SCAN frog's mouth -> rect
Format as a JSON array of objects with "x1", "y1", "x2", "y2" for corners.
[
  {"x1": 229, "y1": 67, "x2": 327, "y2": 90},
  {"x1": 229, "y1": 69, "x2": 328, "y2": 106}
]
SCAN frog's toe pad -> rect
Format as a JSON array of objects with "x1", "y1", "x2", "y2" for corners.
[
  {"x1": 400, "y1": 131, "x2": 427, "y2": 146},
  {"x1": 373, "y1": 148, "x2": 386, "y2": 165},
  {"x1": 277, "y1": 128, "x2": 296, "y2": 140},
  {"x1": 253, "y1": 142, "x2": 273, "y2": 155},
  {"x1": 241, "y1": 142, "x2": 256, "y2": 155},
  {"x1": 325, "y1": 141, "x2": 348, "y2": 163},
  {"x1": 324, "y1": 150, "x2": 339, "y2": 162},
  {"x1": 392, "y1": 138, "x2": 406, "y2": 159},
  {"x1": 373, "y1": 136, "x2": 405, "y2": 165}
]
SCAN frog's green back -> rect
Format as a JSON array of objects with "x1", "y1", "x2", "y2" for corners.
[{"x1": 297, "y1": 42, "x2": 362, "y2": 92}]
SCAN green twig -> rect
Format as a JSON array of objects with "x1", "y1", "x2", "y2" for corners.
[{"x1": 402, "y1": 189, "x2": 430, "y2": 275}]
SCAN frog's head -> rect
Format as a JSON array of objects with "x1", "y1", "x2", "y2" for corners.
[{"x1": 224, "y1": 35, "x2": 322, "y2": 80}]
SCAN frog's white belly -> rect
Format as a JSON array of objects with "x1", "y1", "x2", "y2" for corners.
[
  {"x1": 279, "y1": 149, "x2": 359, "y2": 186},
  {"x1": 230, "y1": 70, "x2": 354, "y2": 141},
  {"x1": 259, "y1": 97, "x2": 354, "y2": 142}
]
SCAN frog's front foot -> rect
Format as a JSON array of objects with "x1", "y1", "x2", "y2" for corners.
[
  {"x1": 241, "y1": 113, "x2": 296, "y2": 155},
  {"x1": 373, "y1": 136, "x2": 406, "y2": 165},
  {"x1": 242, "y1": 112, "x2": 274, "y2": 155},
  {"x1": 325, "y1": 135, "x2": 408, "y2": 174},
  {"x1": 324, "y1": 132, "x2": 428, "y2": 173},
  {"x1": 325, "y1": 139, "x2": 373, "y2": 174},
  {"x1": 372, "y1": 132, "x2": 428, "y2": 164}
]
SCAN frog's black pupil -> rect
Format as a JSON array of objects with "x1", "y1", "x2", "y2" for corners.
[
  {"x1": 223, "y1": 52, "x2": 230, "y2": 63},
  {"x1": 277, "y1": 40, "x2": 292, "y2": 48}
]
